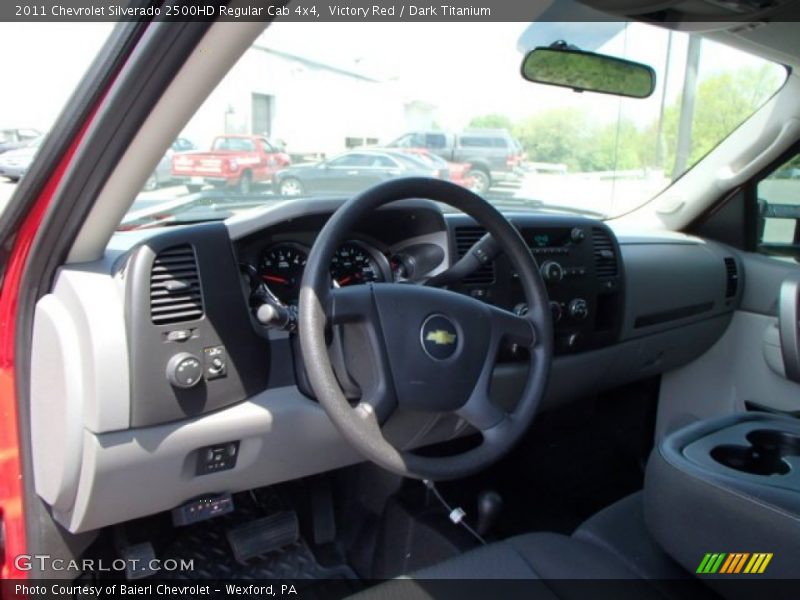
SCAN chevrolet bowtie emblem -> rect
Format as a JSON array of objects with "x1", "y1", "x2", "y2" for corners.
[{"x1": 425, "y1": 330, "x2": 457, "y2": 345}]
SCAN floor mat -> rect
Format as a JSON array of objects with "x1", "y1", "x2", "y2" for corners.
[
  {"x1": 164, "y1": 536, "x2": 355, "y2": 580},
  {"x1": 158, "y1": 489, "x2": 359, "y2": 596}
]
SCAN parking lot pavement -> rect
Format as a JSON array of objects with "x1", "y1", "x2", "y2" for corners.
[
  {"x1": 0, "y1": 180, "x2": 17, "y2": 217},
  {"x1": 513, "y1": 171, "x2": 670, "y2": 216}
]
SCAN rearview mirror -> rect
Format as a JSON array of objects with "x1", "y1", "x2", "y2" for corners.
[{"x1": 521, "y1": 46, "x2": 656, "y2": 99}]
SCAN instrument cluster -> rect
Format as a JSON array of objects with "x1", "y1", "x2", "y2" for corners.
[{"x1": 246, "y1": 239, "x2": 393, "y2": 305}]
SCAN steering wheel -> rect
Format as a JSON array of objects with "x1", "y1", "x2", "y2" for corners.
[{"x1": 298, "y1": 178, "x2": 553, "y2": 480}]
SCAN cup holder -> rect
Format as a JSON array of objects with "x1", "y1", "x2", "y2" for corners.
[
  {"x1": 746, "y1": 429, "x2": 800, "y2": 457},
  {"x1": 710, "y1": 445, "x2": 790, "y2": 475},
  {"x1": 710, "y1": 429, "x2": 800, "y2": 476}
]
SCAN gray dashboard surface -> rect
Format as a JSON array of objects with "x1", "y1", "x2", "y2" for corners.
[
  {"x1": 618, "y1": 238, "x2": 739, "y2": 340},
  {"x1": 30, "y1": 199, "x2": 742, "y2": 532}
]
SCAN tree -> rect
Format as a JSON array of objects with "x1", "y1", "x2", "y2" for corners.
[
  {"x1": 464, "y1": 63, "x2": 781, "y2": 176},
  {"x1": 467, "y1": 114, "x2": 514, "y2": 130},
  {"x1": 660, "y1": 64, "x2": 781, "y2": 175},
  {"x1": 585, "y1": 118, "x2": 644, "y2": 172},
  {"x1": 513, "y1": 108, "x2": 592, "y2": 170}
]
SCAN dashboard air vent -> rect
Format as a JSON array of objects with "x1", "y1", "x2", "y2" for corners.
[
  {"x1": 454, "y1": 226, "x2": 495, "y2": 285},
  {"x1": 592, "y1": 227, "x2": 618, "y2": 278},
  {"x1": 724, "y1": 257, "x2": 739, "y2": 298},
  {"x1": 149, "y1": 245, "x2": 204, "y2": 325}
]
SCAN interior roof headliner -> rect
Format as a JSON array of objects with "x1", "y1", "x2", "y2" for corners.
[{"x1": 568, "y1": 0, "x2": 800, "y2": 69}]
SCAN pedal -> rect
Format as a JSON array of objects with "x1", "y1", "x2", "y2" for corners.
[
  {"x1": 120, "y1": 542, "x2": 159, "y2": 580},
  {"x1": 311, "y1": 477, "x2": 336, "y2": 545},
  {"x1": 226, "y1": 510, "x2": 299, "y2": 563}
]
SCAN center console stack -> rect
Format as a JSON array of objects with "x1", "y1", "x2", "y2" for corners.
[{"x1": 448, "y1": 215, "x2": 624, "y2": 355}]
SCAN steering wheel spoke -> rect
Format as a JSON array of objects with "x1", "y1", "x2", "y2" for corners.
[
  {"x1": 458, "y1": 384, "x2": 508, "y2": 432},
  {"x1": 356, "y1": 356, "x2": 397, "y2": 426},
  {"x1": 486, "y1": 303, "x2": 537, "y2": 349},
  {"x1": 455, "y1": 306, "x2": 529, "y2": 433},
  {"x1": 326, "y1": 285, "x2": 399, "y2": 424},
  {"x1": 327, "y1": 285, "x2": 373, "y2": 325},
  {"x1": 355, "y1": 390, "x2": 396, "y2": 426}
]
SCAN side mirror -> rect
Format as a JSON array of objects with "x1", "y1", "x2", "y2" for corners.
[{"x1": 521, "y1": 45, "x2": 656, "y2": 99}]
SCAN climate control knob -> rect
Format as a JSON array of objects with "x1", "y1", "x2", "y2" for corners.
[
  {"x1": 540, "y1": 261, "x2": 563, "y2": 283},
  {"x1": 166, "y1": 352, "x2": 203, "y2": 389},
  {"x1": 549, "y1": 301, "x2": 563, "y2": 323},
  {"x1": 568, "y1": 298, "x2": 589, "y2": 320}
]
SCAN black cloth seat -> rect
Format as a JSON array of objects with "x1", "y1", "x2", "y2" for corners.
[
  {"x1": 390, "y1": 532, "x2": 647, "y2": 579},
  {"x1": 347, "y1": 493, "x2": 720, "y2": 600},
  {"x1": 352, "y1": 533, "x2": 664, "y2": 600},
  {"x1": 347, "y1": 531, "x2": 679, "y2": 600}
]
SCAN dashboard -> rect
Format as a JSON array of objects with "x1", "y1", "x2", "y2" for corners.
[
  {"x1": 29, "y1": 196, "x2": 744, "y2": 533},
  {"x1": 234, "y1": 207, "x2": 625, "y2": 358}
]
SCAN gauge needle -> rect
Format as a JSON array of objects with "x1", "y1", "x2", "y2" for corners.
[
  {"x1": 337, "y1": 275, "x2": 353, "y2": 286},
  {"x1": 262, "y1": 275, "x2": 289, "y2": 284}
]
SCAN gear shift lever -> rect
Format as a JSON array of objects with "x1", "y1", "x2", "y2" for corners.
[{"x1": 476, "y1": 490, "x2": 503, "y2": 537}]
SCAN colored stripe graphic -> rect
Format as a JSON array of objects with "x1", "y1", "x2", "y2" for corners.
[
  {"x1": 744, "y1": 554, "x2": 760, "y2": 573},
  {"x1": 697, "y1": 553, "x2": 727, "y2": 574},
  {"x1": 710, "y1": 554, "x2": 726, "y2": 573},
  {"x1": 699, "y1": 552, "x2": 774, "y2": 575},
  {"x1": 758, "y1": 553, "x2": 773, "y2": 574},
  {"x1": 736, "y1": 552, "x2": 750, "y2": 573},
  {"x1": 720, "y1": 552, "x2": 750, "y2": 574},
  {"x1": 719, "y1": 554, "x2": 736, "y2": 574},
  {"x1": 696, "y1": 554, "x2": 713, "y2": 574}
]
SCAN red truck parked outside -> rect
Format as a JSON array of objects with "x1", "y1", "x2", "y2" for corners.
[
  {"x1": 171, "y1": 134, "x2": 291, "y2": 194},
  {"x1": 391, "y1": 147, "x2": 477, "y2": 192}
]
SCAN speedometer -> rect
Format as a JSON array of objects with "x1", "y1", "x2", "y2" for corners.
[
  {"x1": 256, "y1": 240, "x2": 388, "y2": 305},
  {"x1": 330, "y1": 241, "x2": 386, "y2": 287},
  {"x1": 259, "y1": 243, "x2": 308, "y2": 304}
]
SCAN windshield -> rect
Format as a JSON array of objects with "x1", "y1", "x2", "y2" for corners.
[{"x1": 120, "y1": 21, "x2": 785, "y2": 229}]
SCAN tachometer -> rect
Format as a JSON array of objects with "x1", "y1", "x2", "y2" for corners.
[
  {"x1": 259, "y1": 243, "x2": 308, "y2": 304},
  {"x1": 330, "y1": 241, "x2": 386, "y2": 287}
]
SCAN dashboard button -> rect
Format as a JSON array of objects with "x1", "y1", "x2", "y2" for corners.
[
  {"x1": 166, "y1": 353, "x2": 203, "y2": 389},
  {"x1": 540, "y1": 261, "x2": 563, "y2": 283},
  {"x1": 203, "y1": 346, "x2": 228, "y2": 380},
  {"x1": 549, "y1": 301, "x2": 563, "y2": 323},
  {"x1": 568, "y1": 298, "x2": 589, "y2": 320},
  {"x1": 570, "y1": 228, "x2": 586, "y2": 243},
  {"x1": 166, "y1": 329, "x2": 192, "y2": 342}
]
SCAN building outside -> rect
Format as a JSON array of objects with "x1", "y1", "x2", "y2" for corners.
[{"x1": 180, "y1": 38, "x2": 437, "y2": 162}]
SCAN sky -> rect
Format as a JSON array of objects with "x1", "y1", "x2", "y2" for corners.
[
  {"x1": 258, "y1": 21, "x2": 782, "y2": 131},
  {"x1": 0, "y1": 23, "x2": 114, "y2": 131},
  {"x1": 0, "y1": 20, "x2": 783, "y2": 135}
]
